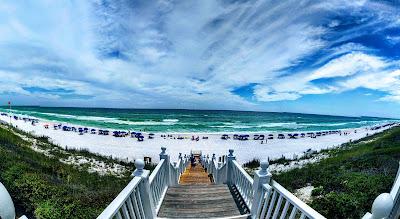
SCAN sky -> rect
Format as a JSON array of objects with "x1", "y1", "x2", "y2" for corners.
[{"x1": 0, "y1": 0, "x2": 399, "y2": 118}]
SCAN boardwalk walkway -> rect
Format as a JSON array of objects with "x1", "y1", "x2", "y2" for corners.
[
  {"x1": 179, "y1": 160, "x2": 211, "y2": 185},
  {"x1": 158, "y1": 160, "x2": 248, "y2": 218}
]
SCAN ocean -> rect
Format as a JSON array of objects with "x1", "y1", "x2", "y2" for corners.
[{"x1": 0, "y1": 106, "x2": 396, "y2": 133}]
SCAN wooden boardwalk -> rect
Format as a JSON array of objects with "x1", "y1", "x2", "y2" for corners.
[
  {"x1": 158, "y1": 160, "x2": 249, "y2": 218},
  {"x1": 179, "y1": 161, "x2": 211, "y2": 185}
]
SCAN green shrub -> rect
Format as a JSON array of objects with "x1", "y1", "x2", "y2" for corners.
[
  {"x1": 274, "y1": 127, "x2": 400, "y2": 219},
  {"x1": 0, "y1": 126, "x2": 131, "y2": 218}
]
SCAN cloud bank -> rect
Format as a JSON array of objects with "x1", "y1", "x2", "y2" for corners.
[{"x1": 0, "y1": 0, "x2": 399, "y2": 116}]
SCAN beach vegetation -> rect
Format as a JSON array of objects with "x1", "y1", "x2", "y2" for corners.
[
  {"x1": 270, "y1": 127, "x2": 400, "y2": 219},
  {"x1": 0, "y1": 125, "x2": 145, "y2": 219}
]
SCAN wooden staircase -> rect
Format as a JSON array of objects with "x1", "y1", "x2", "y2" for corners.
[
  {"x1": 157, "y1": 160, "x2": 250, "y2": 218},
  {"x1": 158, "y1": 184, "x2": 248, "y2": 218},
  {"x1": 179, "y1": 160, "x2": 212, "y2": 185}
]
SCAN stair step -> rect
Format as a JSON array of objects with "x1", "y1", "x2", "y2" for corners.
[
  {"x1": 158, "y1": 215, "x2": 250, "y2": 219},
  {"x1": 158, "y1": 209, "x2": 242, "y2": 217},
  {"x1": 166, "y1": 187, "x2": 228, "y2": 194},
  {"x1": 158, "y1": 184, "x2": 243, "y2": 218},
  {"x1": 163, "y1": 194, "x2": 233, "y2": 200},
  {"x1": 158, "y1": 160, "x2": 245, "y2": 218}
]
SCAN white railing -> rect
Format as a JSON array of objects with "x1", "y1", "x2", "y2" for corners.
[
  {"x1": 97, "y1": 160, "x2": 154, "y2": 219},
  {"x1": 149, "y1": 159, "x2": 167, "y2": 212},
  {"x1": 255, "y1": 180, "x2": 325, "y2": 219},
  {"x1": 98, "y1": 147, "x2": 188, "y2": 219},
  {"x1": 169, "y1": 154, "x2": 189, "y2": 185},
  {"x1": 204, "y1": 150, "x2": 327, "y2": 219},
  {"x1": 217, "y1": 162, "x2": 227, "y2": 184},
  {"x1": 202, "y1": 153, "x2": 228, "y2": 184},
  {"x1": 99, "y1": 148, "x2": 400, "y2": 219},
  {"x1": 231, "y1": 160, "x2": 254, "y2": 209}
]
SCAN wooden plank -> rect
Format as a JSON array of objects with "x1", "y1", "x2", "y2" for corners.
[{"x1": 158, "y1": 184, "x2": 243, "y2": 218}]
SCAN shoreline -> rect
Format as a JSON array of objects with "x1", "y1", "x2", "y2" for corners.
[
  {"x1": 1, "y1": 113, "x2": 398, "y2": 164},
  {"x1": 2, "y1": 109, "x2": 396, "y2": 135}
]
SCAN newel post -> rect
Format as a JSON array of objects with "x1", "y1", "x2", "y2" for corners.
[
  {"x1": 178, "y1": 153, "x2": 184, "y2": 173},
  {"x1": 0, "y1": 182, "x2": 16, "y2": 219},
  {"x1": 362, "y1": 193, "x2": 393, "y2": 219},
  {"x1": 226, "y1": 149, "x2": 236, "y2": 184},
  {"x1": 206, "y1": 155, "x2": 210, "y2": 173},
  {"x1": 363, "y1": 162, "x2": 400, "y2": 219},
  {"x1": 172, "y1": 161, "x2": 179, "y2": 185},
  {"x1": 251, "y1": 160, "x2": 272, "y2": 218},
  {"x1": 212, "y1": 154, "x2": 218, "y2": 183},
  {"x1": 160, "y1": 147, "x2": 173, "y2": 185},
  {"x1": 212, "y1": 153, "x2": 216, "y2": 172},
  {"x1": 133, "y1": 159, "x2": 156, "y2": 218}
]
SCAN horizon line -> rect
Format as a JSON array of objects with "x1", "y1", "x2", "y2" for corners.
[{"x1": 0, "y1": 105, "x2": 398, "y2": 120}]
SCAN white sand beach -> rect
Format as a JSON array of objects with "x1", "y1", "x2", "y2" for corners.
[{"x1": 1, "y1": 114, "x2": 397, "y2": 164}]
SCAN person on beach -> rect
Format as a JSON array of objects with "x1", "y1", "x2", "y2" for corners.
[{"x1": 190, "y1": 156, "x2": 195, "y2": 168}]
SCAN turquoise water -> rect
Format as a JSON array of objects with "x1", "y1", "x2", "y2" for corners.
[{"x1": 0, "y1": 106, "x2": 396, "y2": 133}]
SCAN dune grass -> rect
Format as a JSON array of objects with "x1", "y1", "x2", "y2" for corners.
[
  {"x1": 0, "y1": 126, "x2": 134, "y2": 219},
  {"x1": 273, "y1": 127, "x2": 400, "y2": 219}
]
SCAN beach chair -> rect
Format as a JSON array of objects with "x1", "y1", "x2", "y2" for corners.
[{"x1": 253, "y1": 134, "x2": 260, "y2": 140}]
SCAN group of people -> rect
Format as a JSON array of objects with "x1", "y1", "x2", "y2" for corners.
[
  {"x1": 3, "y1": 112, "x2": 399, "y2": 145},
  {"x1": 219, "y1": 122, "x2": 399, "y2": 145}
]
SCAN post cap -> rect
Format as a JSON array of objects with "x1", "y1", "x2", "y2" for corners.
[
  {"x1": 0, "y1": 182, "x2": 16, "y2": 219},
  {"x1": 135, "y1": 159, "x2": 145, "y2": 170},
  {"x1": 161, "y1": 147, "x2": 167, "y2": 153},
  {"x1": 260, "y1": 160, "x2": 269, "y2": 173},
  {"x1": 228, "y1": 149, "x2": 234, "y2": 156},
  {"x1": 370, "y1": 193, "x2": 393, "y2": 219}
]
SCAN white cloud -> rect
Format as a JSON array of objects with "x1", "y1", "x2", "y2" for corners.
[
  {"x1": 308, "y1": 52, "x2": 386, "y2": 80},
  {"x1": 254, "y1": 52, "x2": 399, "y2": 103},
  {"x1": 386, "y1": 35, "x2": 400, "y2": 45},
  {"x1": 254, "y1": 85, "x2": 301, "y2": 102},
  {"x1": 0, "y1": 0, "x2": 398, "y2": 112}
]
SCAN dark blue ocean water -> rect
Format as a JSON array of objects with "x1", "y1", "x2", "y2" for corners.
[{"x1": 0, "y1": 106, "x2": 396, "y2": 133}]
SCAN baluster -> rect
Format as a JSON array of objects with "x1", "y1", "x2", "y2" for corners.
[
  {"x1": 260, "y1": 187, "x2": 272, "y2": 218},
  {"x1": 116, "y1": 211, "x2": 123, "y2": 219},
  {"x1": 131, "y1": 190, "x2": 141, "y2": 219},
  {"x1": 266, "y1": 190, "x2": 278, "y2": 218},
  {"x1": 126, "y1": 196, "x2": 136, "y2": 219},
  {"x1": 256, "y1": 187, "x2": 266, "y2": 217},
  {"x1": 121, "y1": 203, "x2": 130, "y2": 219},
  {"x1": 279, "y1": 200, "x2": 290, "y2": 219},
  {"x1": 272, "y1": 194, "x2": 283, "y2": 219},
  {"x1": 289, "y1": 206, "x2": 298, "y2": 219},
  {"x1": 135, "y1": 188, "x2": 146, "y2": 219}
]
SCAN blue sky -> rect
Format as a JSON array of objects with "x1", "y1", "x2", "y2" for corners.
[{"x1": 0, "y1": 0, "x2": 399, "y2": 118}]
